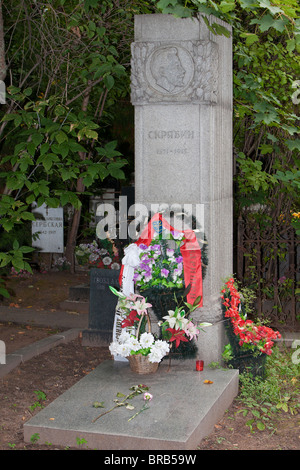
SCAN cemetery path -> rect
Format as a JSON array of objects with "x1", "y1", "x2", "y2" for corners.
[
  {"x1": 1, "y1": 269, "x2": 89, "y2": 313},
  {"x1": 0, "y1": 271, "x2": 299, "y2": 451}
]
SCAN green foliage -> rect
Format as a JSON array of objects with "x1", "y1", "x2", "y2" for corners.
[
  {"x1": 236, "y1": 346, "x2": 300, "y2": 433},
  {"x1": 29, "y1": 390, "x2": 47, "y2": 412},
  {"x1": 1, "y1": 0, "x2": 156, "y2": 291},
  {"x1": 153, "y1": 0, "x2": 300, "y2": 222}
]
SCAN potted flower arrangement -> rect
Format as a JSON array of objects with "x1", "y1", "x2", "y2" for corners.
[
  {"x1": 108, "y1": 287, "x2": 170, "y2": 374},
  {"x1": 221, "y1": 277, "x2": 281, "y2": 377}
]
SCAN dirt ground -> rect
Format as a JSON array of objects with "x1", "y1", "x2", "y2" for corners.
[{"x1": 0, "y1": 270, "x2": 299, "y2": 451}]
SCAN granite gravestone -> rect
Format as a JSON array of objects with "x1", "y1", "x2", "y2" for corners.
[
  {"x1": 82, "y1": 268, "x2": 120, "y2": 347},
  {"x1": 131, "y1": 14, "x2": 233, "y2": 363}
]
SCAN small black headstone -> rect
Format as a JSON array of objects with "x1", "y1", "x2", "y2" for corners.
[{"x1": 82, "y1": 268, "x2": 120, "y2": 347}]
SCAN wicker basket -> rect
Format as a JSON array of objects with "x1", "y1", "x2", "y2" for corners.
[
  {"x1": 127, "y1": 312, "x2": 159, "y2": 374},
  {"x1": 127, "y1": 354, "x2": 159, "y2": 374}
]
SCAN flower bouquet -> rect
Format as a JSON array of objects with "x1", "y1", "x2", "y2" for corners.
[
  {"x1": 109, "y1": 287, "x2": 170, "y2": 373},
  {"x1": 160, "y1": 296, "x2": 211, "y2": 360},
  {"x1": 133, "y1": 229, "x2": 185, "y2": 292},
  {"x1": 75, "y1": 240, "x2": 120, "y2": 270},
  {"x1": 133, "y1": 230, "x2": 188, "y2": 325},
  {"x1": 221, "y1": 278, "x2": 281, "y2": 377}
]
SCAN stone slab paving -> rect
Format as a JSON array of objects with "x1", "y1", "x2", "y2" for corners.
[{"x1": 24, "y1": 359, "x2": 239, "y2": 450}]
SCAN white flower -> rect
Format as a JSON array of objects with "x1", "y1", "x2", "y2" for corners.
[
  {"x1": 163, "y1": 310, "x2": 189, "y2": 330},
  {"x1": 109, "y1": 341, "x2": 119, "y2": 356},
  {"x1": 172, "y1": 231, "x2": 184, "y2": 240},
  {"x1": 153, "y1": 339, "x2": 170, "y2": 355},
  {"x1": 102, "y1": 256, "x2": 112, "y2": 265},
  {"x1": 99, "y1": 248, "x2": 108, "y2": 255},
  {"x1": 116, "y1": 342, "x2": 132, "y2": 357},
  {"x1": 139, "y1": 332, "x2": 154, "y2": 348},
  {"x1": 89, "y1": 253, "x2": 99, "y2": 262},
  {"x1": 148, "y1": 348, "x2": 163, "y2": 363},
  {"x1": 118, "y1": 331, "x2": 131, "y2": 344},
  {"x1": 111, "y1": 262, "x2": 120, "y2": 270},
  {"x1": 128, "y1": 337, "x2": 141, "y2": 352}
]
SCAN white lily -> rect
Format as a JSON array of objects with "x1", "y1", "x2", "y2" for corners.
[{"x1": 163, "y1": 309, "x2": 189, "y2": 330}]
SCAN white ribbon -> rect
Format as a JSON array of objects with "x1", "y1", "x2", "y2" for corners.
[{"x1": 121, "y1": 243, "x2": 140, "y2": 296}]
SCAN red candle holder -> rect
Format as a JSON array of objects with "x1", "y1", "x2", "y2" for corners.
[{"x1": 196, "y1": 360, "x2": 204, "y2": 371}]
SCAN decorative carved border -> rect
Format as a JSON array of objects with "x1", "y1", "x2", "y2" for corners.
[{"x1": 131, "y1": 40, "x2": 218, "y2": 105}]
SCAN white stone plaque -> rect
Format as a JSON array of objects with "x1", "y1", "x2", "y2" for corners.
[{"x1": 32, "y1": 203, "x2": 64, "y2": 253}]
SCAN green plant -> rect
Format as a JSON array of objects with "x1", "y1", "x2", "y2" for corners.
[
  {"x1": 76, "y1": 437, "x2": 88, "y2": 447},
  {"x1": 236, "y1": 346, "x2": 300, "y2": 433},
  {"x1": 222, "y1": 344, "x2": 234, "y2": 363},
  {"x1": 30, "y1": 433, "x2": 40, "y2": 444},
  {"x1": 29, "y1": 390, "x2": 47, "y2": 411}
]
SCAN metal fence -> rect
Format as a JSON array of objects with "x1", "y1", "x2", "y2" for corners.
[{"x1": 236, "y1": 216, "x2": 299, "y2": 327}]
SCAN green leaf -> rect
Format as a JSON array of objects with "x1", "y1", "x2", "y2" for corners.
[
  {"x1": 13, "y1": 239, "x2": 20, "y2": 251},
  {"x1": 24, "y1": 87, "x2": 33, "y2": 96},
  {"x1": 31, "y1": 133, "x2": 43, "y2": 147},
  {"x1": 1, "y1": 113, "x2": 17, "y2": 122},
  {"x1": 7, "y1": 85, "x2": 21, "y2": 95},
  {"x1": 84, "y1": 129, "x2": 98, "y2": 140},
  {"x1": 240, "y1": 33, "x2": 259, "y2": 46},
  {"x1": 55, "y1": 131, "x2": 68, "y2": 145},
  {"x1": 21, "y1": 212, "x2": 35, "y2": 221},
  {"x1": 104, "y1": 75, "x2": 114, "y2": 91},
  {"x1": 109, "y1": 286, "x2": 125, "y2": 298},
  {"x1": 40, "y1": 143, "x2": 50, "y2": 156},
  {"x1": 256, "y1": 421, "x2": 265, "y2": 431},
  {"x1": 107, "y1": 163, "x2": 125, "y2": 180},
  {"x1": 251, "y1": 409, "x2": 260, "y2": 418},
  {"x1": 259, "y1": 144, "x2": 273, "y2": 155},
  {"x1": 0, "y1": 286, "x2": 10, "y2": 298},
  {"x1": 93, "y1": 401, "x2": 105, "y2": 408}
]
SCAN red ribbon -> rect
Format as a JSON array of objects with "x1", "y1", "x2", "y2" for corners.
[{"x1": 119, "y1": 213, "x2": 203, "y2": 307}]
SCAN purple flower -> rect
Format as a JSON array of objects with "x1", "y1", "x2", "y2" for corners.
[
  {"x1": 161, "y1": 268, "x2": 169, "y2": 278},
  {"x1": 166, "y1": 248, "x2": 175, "y2": 257},
  {"x1": 175, "y1": 256, "x2": 183, "y2": 263},
  {"x1": 139, "y1": 244, "x2": 148, "y2": 251},
  {"x1": 151, "y1": 244, "x2": 161, "y2": 252}
]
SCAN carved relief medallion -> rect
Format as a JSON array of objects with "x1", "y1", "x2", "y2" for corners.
[{"x1": 131, "y1": 41, "x2": 218, "y2": 105}]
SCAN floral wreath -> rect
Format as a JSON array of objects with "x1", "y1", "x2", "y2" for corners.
[{"x1": 221, "y1": 278, "x2": 281, "y2": 356}]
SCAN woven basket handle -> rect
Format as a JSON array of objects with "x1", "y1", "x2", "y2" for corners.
[{"x1": 136, "y1": 312, "x2": 151, "y2": 339}]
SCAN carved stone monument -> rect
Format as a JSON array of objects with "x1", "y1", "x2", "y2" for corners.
[{"x1": 131, "y1": 14, "x2": 233, "y2": 363}]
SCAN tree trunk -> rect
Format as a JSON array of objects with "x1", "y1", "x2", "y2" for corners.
[
  {"x1": 64, "y1": 83, "x2": 91, "y2": 273},
  {"x1": 0, "y1": 1, "x2": 6, "y2": 82}
]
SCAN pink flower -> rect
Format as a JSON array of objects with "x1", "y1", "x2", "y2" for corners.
[
  {"x1": 184, "y1": 321, "x2": 200, "y2": 340},
  {"x1": 144, "y1": 392, "x2": 153, "y2": 401}
]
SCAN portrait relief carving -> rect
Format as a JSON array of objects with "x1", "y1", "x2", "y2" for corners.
[
  {"x1": 148, "y1": 46, "x2": 192, "y2": 94},
  {"x1": 131, "y1": 40, "x2": 219, "y2": 105}
]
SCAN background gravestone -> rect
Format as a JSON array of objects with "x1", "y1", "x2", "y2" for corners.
[
  {"x1": 82, "y1": 268, "x2": 120, "y2": 347},
  {"x1": 31, "y1": 203, "x2": 64, "y2": 253},
  {"x1": 131, "y1": 14, "x2": 233, "y2": 363}
]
